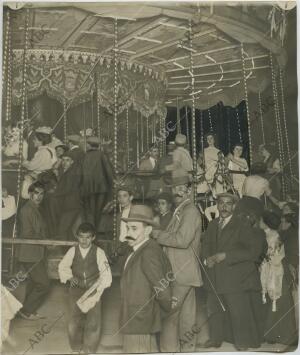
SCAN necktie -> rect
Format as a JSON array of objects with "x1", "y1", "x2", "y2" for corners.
[{"x1": 218, "y1": 218, "x2": 225, "y2": 234}]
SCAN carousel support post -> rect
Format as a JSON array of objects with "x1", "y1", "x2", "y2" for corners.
[
  {"x1": 185, "y1": 106, "x2": 190, "y2": 149},
  {"x1": 279, "y1": 69, "x2": 294, "y2": 181},
  {"x1": 113, "y1": 18, "x2": 119, "y2": 246},
  {"x1": 208, "y1": 102, "x2": 213, "y2": 132},
  {"x1": 96, "y1": 74, "x2": 101, "y2": 141},
  {"x1": 146, "y1": 116, "x2": 149, "y2": 150},
  {"x1": 189, "y1": 20, "x2": 198, "y2": 204},
  {"x1": 91, "y1": 91, "x2": 94, "y2": 129},
  {"x1": 11, "y1": 9, "x2": 30, "y2": 275},
  {"x1": 126, "y1": 106, "x2": 130, "y2": 169},
  {"x1": 270, "y1": 52, "x2": 287, "y2": 199},
  {"x1": 258, "y1": 91, "x2": 266, "y2": 145},
  {"x1": 2, "y1": 8, "x2": 10, "y2": 101},
  {"x1": 5, "y1": 10, "x2": 12, "y2": 123},
  {"x1": 241, "y1": 43, "x2": 253, "y2": 166},
  {"x1": 136, "y1": 111, "x2": 140, "y2": 168},
  {"x1": 140, "y1": 113, "x2": 144, "y2": 154},
  {"x1": 83, "y1": 102, "x2": 87, "y2": 153},
  {"x1": 200, "y1": 109, "x2": 204, "y2": 157},
  {"x1": 176, "y1": 97, "x2": 181, "y2": 134},
  {"x1": 227, "y1": 108, "x2": 231, "y2": 153},
  {"x1": 63, "y1": 98, "x2": 67, "y2": 143}
]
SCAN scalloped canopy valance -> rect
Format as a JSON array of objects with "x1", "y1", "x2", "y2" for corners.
[{"x1": 11, "y1": 49, "x2": 168, "y2": 118}]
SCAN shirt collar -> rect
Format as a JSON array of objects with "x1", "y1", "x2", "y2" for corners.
[
  {"x1": 79, "y1": 245, "x2": 91, "y2": 254},
  {"x1": 133, "y1": 237, "x2": 149, "y2": 252},
  {"x1": 219, "y1": 214, "x2": 233, "y2": 227}
]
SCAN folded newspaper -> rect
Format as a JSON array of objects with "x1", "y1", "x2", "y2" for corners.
[{"x1": 76, "y1": 278, "x2": 104, "y2": 313}]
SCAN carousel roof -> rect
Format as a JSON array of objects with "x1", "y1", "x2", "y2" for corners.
[{"x1": 5, "y1": 2, "x2": 295, "y2": 109}]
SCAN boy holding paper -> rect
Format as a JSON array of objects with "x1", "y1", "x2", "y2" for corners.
[{"x1": 58, "y1": 223, "x2": 112, "y2": 353}]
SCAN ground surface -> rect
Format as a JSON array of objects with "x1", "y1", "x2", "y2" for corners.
[{"x1": 3, "y1": 280, "x2": 297, "y2": 354}]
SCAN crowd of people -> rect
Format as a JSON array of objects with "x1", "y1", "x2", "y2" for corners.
[{"x1": 1, "y1": 125, "x2": 299, "y2": 353}]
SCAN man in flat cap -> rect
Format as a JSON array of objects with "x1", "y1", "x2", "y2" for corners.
[
  {"x1": 120, "y1": 205, "x2": 173, "y2": 353},
  {"x1": 152, "y1": 169, "x2": 202, "y2": 352},
  {"x1": 201, "y1": 192, "x2": 263, "y2": 350}
]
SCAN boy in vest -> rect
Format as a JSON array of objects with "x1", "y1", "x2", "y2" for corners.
[{"x1": 58, "y1": 223, "x2": 112, "y2": 353}]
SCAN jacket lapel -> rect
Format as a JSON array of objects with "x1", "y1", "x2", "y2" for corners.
[
  {"x1": 217, "y1": 216, "x2": 237, "y2": 250},
  {"x1": 123, "y1": 239, "x2": 151, "y2": 275}
]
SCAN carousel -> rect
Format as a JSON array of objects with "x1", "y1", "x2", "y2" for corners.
[{"x1": 1, "y1": 2, "x2": 298, "y2": 352}]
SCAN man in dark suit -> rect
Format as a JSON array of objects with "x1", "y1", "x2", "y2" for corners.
[
  {"x1": 120, "y1": 205, "x2": 173, "y2": 353},
  {"x1": 55, "y1": 151, "x2": 83, "y2": 240},
  {"x1": 16, "y1": 181, "x2": 50, "y2": 320},
  {"x1": 81, "y1": 136, "x2": 115, "y2": 229},
  {"x1": 201, "y1": 193, "x2": 263, "y2": 350}
]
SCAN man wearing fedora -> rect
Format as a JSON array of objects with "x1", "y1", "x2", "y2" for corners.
[
  {"x1": 201, "y1": 193, "x2": 263, "y2": 350},
  {"x1": 152, "y1": 169, "x2": 202, "y2": 352},
  {"x1": 120, "y1": 205, "x2": 173, "y2": 353}
]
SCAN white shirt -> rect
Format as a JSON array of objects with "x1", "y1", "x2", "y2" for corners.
[
  {"x1": 124, "y1": 237, "x2": 149, "y2": 269},
  {"x1": 149, "y1": 156, "x2": 157, "y2": 169},
  {"x1": 173, "y1": 147, "x2": 193, "y2": 172},
  {"x1": 58, "y1": 245, "x2": 112, "y2": 292},
  {"x1": 23, "y1": 145, "x2": 57, "y2": 173},
  {"x1": 119, "y1": 206, "x2": 131, "y2": 242},
  {"x1": 2, "y1": 195, "x2": 17, "y2": 220}
]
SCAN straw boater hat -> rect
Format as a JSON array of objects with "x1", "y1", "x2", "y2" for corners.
[
  {"x1": 175, "y1": 134, "x2": 187, "y2": 146},
  {"x1": 121, "y1": 205, "x2": 159, "y2": 227},
  {"x1": 35, "y1": 126, "x2": 52, "y2": 135}
]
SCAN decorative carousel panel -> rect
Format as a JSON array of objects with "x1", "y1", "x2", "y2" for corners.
[{"x1": 11, "y1": 49, "x2": 168, "y2": 118}]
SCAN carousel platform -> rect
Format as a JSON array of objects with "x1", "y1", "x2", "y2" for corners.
[{"x1": 3, "y1": 280, "x2": 296, "y2": 354}]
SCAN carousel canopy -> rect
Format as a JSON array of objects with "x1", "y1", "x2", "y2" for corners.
[{"x1": 5, "y1": 2, "x2": 294, "y2": 111}]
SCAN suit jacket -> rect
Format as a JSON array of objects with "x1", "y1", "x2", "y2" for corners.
[
  {"x1": 55, "y1": 164, "x2": 82, "y2": 211},
  {"x1": 120, "y1": 239, "x2": 172, "y2": 334},
  {"x1": 81, "y1": 149, "x2": 114, "y2": 195},
  {"x1": 157, "y1": 199, "x2": 202, "y2": 287},
  {"x1": 16, "y1": 200, "x2": 47, "y2": 263},
  {"x1": 201, "y1": 215, "x2": 263, "y2": 294}
]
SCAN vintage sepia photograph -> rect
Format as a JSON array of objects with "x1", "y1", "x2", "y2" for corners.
[{"x1": 1, "y1": 1, "x2": 298, "y2": 354}]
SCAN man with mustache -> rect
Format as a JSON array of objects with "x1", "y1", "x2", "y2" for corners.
[
  {"x1": 201, "y1": 193, "x2": 263, "y2": 350},
  {"x1": 120, "y1": 205, "x2": 173, "y2": 353},
  {"x1": 152, "y1": 169, "x2": 202, "y2": 352}
]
